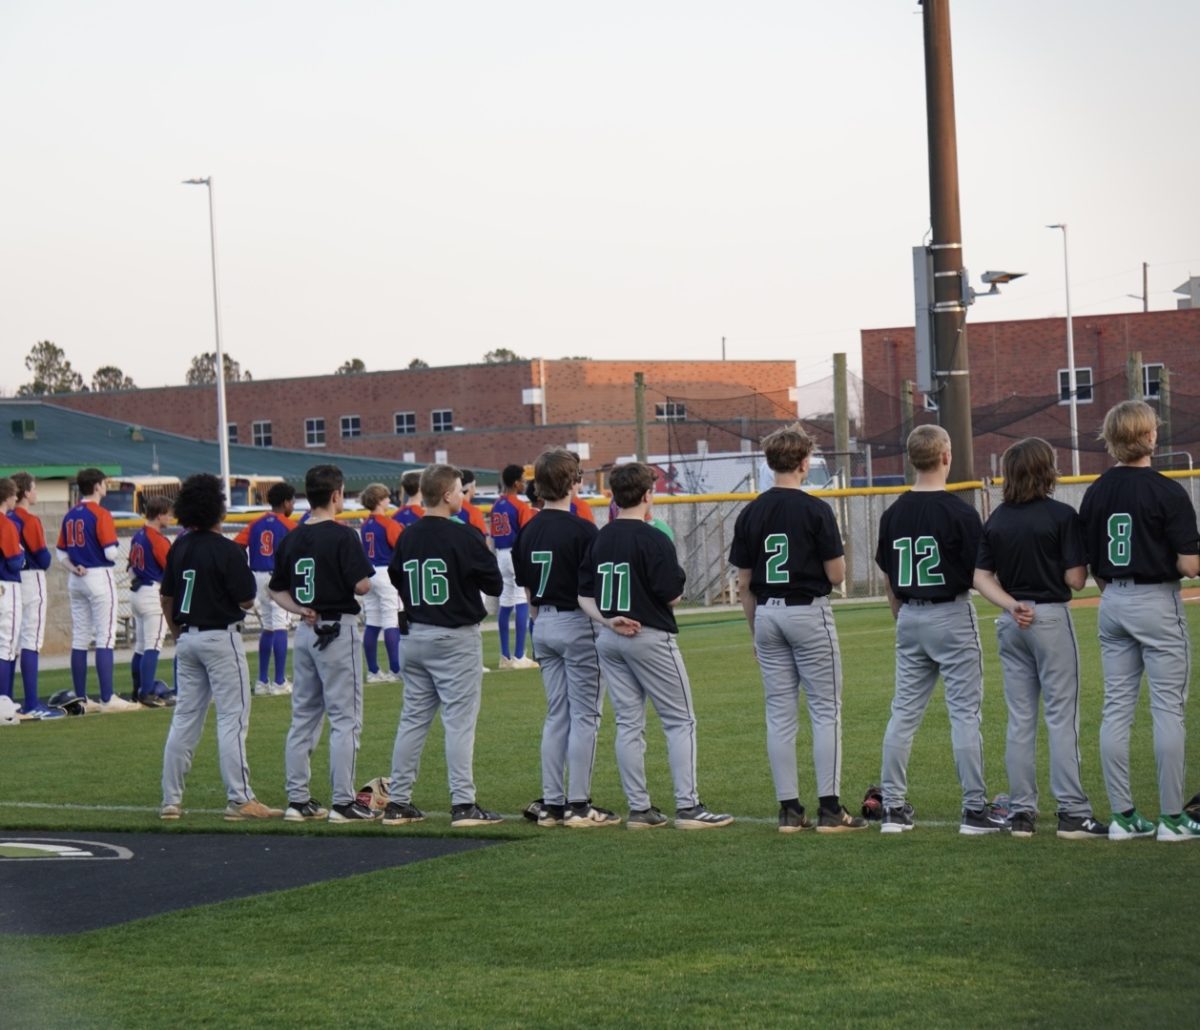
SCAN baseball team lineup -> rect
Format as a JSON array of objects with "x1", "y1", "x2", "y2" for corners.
[{"x1": 2, "y1": 397, "x2": 1198, "y2": 839}]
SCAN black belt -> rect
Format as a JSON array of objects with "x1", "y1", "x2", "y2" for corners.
[
  {"x1": 904, "y1": 596, "x2": 964, "y2": 607},
  {"x1": 184, "y1": 625, "x2": 234, "y2": 633},
  {"x1": 537, "y1": 604, "x2": 578, "y2": 613},
  {"x1": 131, "y1": 579, "x2": 154, "y2": 592},
  {"x1": 757, "y1": 596, "x2": 815, "y2": 607}
]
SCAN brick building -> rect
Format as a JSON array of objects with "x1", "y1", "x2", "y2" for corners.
[
  {"x1": 859, "y1": 308, "x2": 1200, "y2": 477},
  {"x1": 53, "y1": 359, "x2": 801, "y2": 484}
]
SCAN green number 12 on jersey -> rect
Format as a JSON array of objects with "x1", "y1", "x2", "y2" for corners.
[{"x1": 893, "y1": 536, "x2": 946, "y2": 588}]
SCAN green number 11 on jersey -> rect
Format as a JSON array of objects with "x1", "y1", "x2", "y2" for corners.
[{"x1": 596, "y1": 561, "x2": 631, "y2": 612}]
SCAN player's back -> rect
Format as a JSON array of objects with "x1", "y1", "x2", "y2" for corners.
[
  {"x1": 58, "y1": 501, "x2": 116, "y2": 567},
  {"x1": 876, "y1": 490, "x2": 980, "y2": 600},
  {"x1": 390, "y1": 517, "x2": 500, "y2": 627},
  {"x1": 979, "y1": 498, "x2": 1081, "y2": 603},
  {"x1": 272, "y1": 521, "x2": 371, "y2": 615},
  {"x1": 582, "y1": 518, "x2": 684, "y2": 634},
  {"x1": 513, "y1": 507, "x2": 597, "y2": 608},
  {"x1": 731, "y1": 487, "x2": 842, "y2": 601}
]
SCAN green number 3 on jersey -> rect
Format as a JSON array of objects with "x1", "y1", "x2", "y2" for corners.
[
  {"x1": 893, "y1": 536, "x2": 946, "y2": 588},
  {"x1": 294, "y1": 557, "x2": 316, "y2": 604},
  {"x1": 1107, "y1": 513, "x2": 1133, "y2": 567}
]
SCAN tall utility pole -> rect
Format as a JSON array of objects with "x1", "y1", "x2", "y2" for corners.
[
  {"x1": 922, "y1": 0, "x2": 973, "y2": 482},
  {"x1": 634, "y1": 372, "x2": 647, "y2": 462}
]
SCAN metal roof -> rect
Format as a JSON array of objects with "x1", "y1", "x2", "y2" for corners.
[{"x1": 0, "y1": 400, "x2": 495, "y2": 492}]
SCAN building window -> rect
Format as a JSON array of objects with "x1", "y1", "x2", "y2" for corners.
[
  {"x1": 305, "y1": 417, "x2": 326, "y2": 447},
  {"x1": 252, "y1": 421, "x2": 272, "y2": 448},
  {"x1": 922, "y1": 393, "x2": 939, "y2": 412},
  {"x1": 227, "y1": 423, "x2": 238, "y2": 445},
  {"x1": 432, "y1": 409, "x2": 453, "y2": 433},
  {"x1": 655, "y1": 401, "x2": 687, "y2": 422},
  {"x1": 340, "y1": 414, "x2": 361, "y2": 439},
  {"x1": 1144, "y1": 363, "x2": 1163, "y2": 399},
  {"x1": 1058, "y1": 367, "x2": 1093, "y2": 404},
  {"x1": 394, "y1": 411, "x2": 416, "y2": 435}
]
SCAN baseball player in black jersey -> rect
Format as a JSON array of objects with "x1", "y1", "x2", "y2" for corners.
[
  {"x1": 270, "y1": 465, "x2": 375, "y2": 824},
  {"x1": 973, "y1": 438, "x2": 1106, "y2": 840},
  {"x1": 1078, "y1": 401, "x2": 1200, "y2": 842},
  {"x1": 513, "y1": 449, "x2": 620, "y2": 828},
  {"x1": 730, "y1": 425, "x2": 866, "y2": 834},
  {"x1": 875, "y1": 425, "x2": 1004, "y2": 836},
  {"x1": 159, "y1": 474, "x2": 281, "y2": 822},
  {"x1": 381, "y1": 464, "x2": 505, "y2": 828},
  {"x1": 578, "y1": 462, "x2": 733, "y2": 830}
]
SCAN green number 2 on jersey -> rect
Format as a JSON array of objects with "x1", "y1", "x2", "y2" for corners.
[
  {"x1": 596, "y1": 561, "x2": 631, "y2": 612},
  {"x1": 764, "y1": 534, "x2": 789, "y2": 584},
  {"x1": 294, "y1": 558, "x2": 316, "y2": 604},
  {"x1": 1107, "y1": 513, "x2": 1133, "y2": 566},
  {"x1": 893, "y1": 536, "x2": 945, "y2": 588}
]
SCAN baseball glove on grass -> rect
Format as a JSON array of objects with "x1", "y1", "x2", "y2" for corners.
[
  {"x1": 861, "y1": 785, "x2": 884, "y2": 821},
  {"x1": 355, "y1": 776, "x2": 391, "y2": 813}
]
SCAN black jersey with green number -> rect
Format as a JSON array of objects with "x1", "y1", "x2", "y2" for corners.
[
  {"x1": 976, "y1": 497, "x2": 1084, "y2": 603},
  {"x1": 874, "y1": 490, "x2": 982, "y2": 602},
  {"x1": 578, "y1": 518, "x2": 685, "y2": 634},
  {"x1": 1078, "y1": 466, "x2": 1200, "y2": 583},
  {"x1": 270, "y1": 520, "x2": 374, "y2": 616},
  {"x1": 162, "y1": 530, "x2": 256, "y2": 628},
  {"x1": 512, "y1": 508, "x2": 598, "y2": 609},
  {"x1": 387, "y1": 515, "x2": 502, "y2": 627},
  {"x1": 728, "y1": 487, "x2": 844, "y2": 602}
]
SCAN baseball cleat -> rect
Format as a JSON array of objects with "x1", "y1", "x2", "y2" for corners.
[
  {"x1": 328, "y1": 801, "x2": 378, "y2": 823},
  {"x1": 674, "y1": 804, "x2": 734, "y2": 830},
  {"x1": 225, "y1": 799, "x2": 284, "y2": 821},
  {"x1": 284, "y1": 799, "x2": 329, "y2": 822},
  {"x1": 381, "y1": 801, "x2": 425, "y2": 826},
  {"x1": 627, "y1": 807, "x2": 669, "y2": 830},
  {"x1": 817, "y1": 806, "x2": 869, "y2": 833},
  {"x1": 365, "y1": 671, "x2": 389, "y2": 684},
  {"x1": 880, "y1": 803, "x2": 915, "y2": 833},
  {"x1": 1009, "y1": 811, "x2": 1037, "y2": 838},
  {"x1": 1108, "y1": 810, "x2": 1156, "y2": 840},
  {"x1": 99, "y1": 695, "x2": 140, "y2": 713},
  {"x1": 252, "y1": 682, "x2": 273, "y2": 697},
  {"x1": 498, "y1": 656, "x2": 515, "y2": 670},
  {"x1": 20, "y1": 704, "x2": 66, "y2": 721},
  {"x1": 1156, "y1": 812, "x2": 1200, "y2": 842},
  {"x1": 1056, "y1": 813, "x2": 1106, "y2": 840},
  {"x1": 268, "y1": 680, "x2": 293, "y2": 696},
  {"x1": 564, "y1": 804, "x2": 621, "y2": 828},
  {"x1": 960, "y1": 807, "x2": 1008, "y2": 835},
  {"x1": 511, "y1": 656, "x2": 540, "y2": 670},
  {"x1": 450, "y1": 803, "x2": 504, "y2": 827},
  {"x1": 777, "y1": 802, "x2": 815, "y2": 834},
  {"x1": 537, "y1": 803, "x2": 566, "y2": 827},
  {"x1": 159, "y1": 803, "x2": 182, "y2": 821}
]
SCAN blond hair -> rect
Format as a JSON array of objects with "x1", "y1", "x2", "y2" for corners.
[
  {"x1": 359, "y1": 482, "x2": 392, "y2": 511},
  {"x1": 1100, "y1": 400, "x2": 1158, "y2": 463},
  {"x1": 907, "y1": 425, "x2": 950, "y2": 472},
  {"x1": 762, "y1": 424, "x2": 814, "y2": 473}
]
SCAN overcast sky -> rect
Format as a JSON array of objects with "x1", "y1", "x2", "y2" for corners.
[{"x1": 2, "y1": 1, "x2": 1197, "y2": 397}]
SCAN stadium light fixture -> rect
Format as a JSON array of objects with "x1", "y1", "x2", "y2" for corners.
[
  {"x1": 1047, "y1": 224, "x2": 1080, "y2": 476},
  {"x1": 182, "y1": 176, "x2": 232, "y2": 502}
]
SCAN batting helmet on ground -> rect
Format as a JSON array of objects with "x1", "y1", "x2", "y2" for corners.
[{"x1": 47, "y1": 690, "x2": 89, "y2": 716}]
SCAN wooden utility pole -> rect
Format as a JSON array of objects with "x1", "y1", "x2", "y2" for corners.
[
  {"x1": 922, "y1": 0, "x2": 973, "y2": 481},
  {"x1": 1127, "y1": 351, "x2": 1144, "y2": 401},
  {"x1": 832, "y1": 353, "x2": 853, "y2": 587},
  {"x1": 634, "y1": 372, "x2": 647, "y2": 462},
  {"x1": 901, "y1": 379, "x2": 916, "y2": 485}
]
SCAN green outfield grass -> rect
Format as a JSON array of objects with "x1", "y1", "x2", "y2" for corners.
[{"x1": 2, "y1": 601, "x2": 1197, "y2": 1028}]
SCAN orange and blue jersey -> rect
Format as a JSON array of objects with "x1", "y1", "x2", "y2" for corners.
[
  {"x1": 129, "y1": 524, "x2": 171, "y2": 586},
  {"x1": 570, "y1": 499, "x2": 596, "y2": 524},
  {"x1": 395, "y1": 503, "x2": 425, "y2": 528},
  {"x1": 489, "y1": 494, "x2": 534, "y2": 549},
  {"x1": 361, "y1": 512, "x2": 403, "y2": 568},
  {"x1": 0, "y1": 515, "x2": 23, "y2": 582},
  {"x1": 56, "y1": 501, "x2": 118, "y2": 568},
  {"x1": 7, "y1": 509, "x2": 51, "y2": 571},
  {"x1": 454, "y1": 499, "x2": 488, "y2": 536},
  {"x1": 234, "y1": 511, "x2": 297, "y2": 573}
]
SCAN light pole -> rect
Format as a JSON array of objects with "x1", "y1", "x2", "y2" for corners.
[
  {"x1": 183, "y1": 177, "x2": 232, "y2": 502},
  {"x1": 1047, "y1": 223, "x2": 1079, "y2": 476}
]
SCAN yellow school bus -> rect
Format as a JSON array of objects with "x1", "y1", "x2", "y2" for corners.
[{"x1": 98, "y1": 476, "x2": 182, "y2": 517}]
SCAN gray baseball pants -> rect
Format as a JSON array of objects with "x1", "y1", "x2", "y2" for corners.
[
  {"x1": 532, "y1": 606, "x2": 604, "y2": 806},
  {"x1": 1098, "y1": 579, "x2": 1191, "y2": 815},
  {"x1": 754, "y1": 597, "x2": 843, "y2": 801},
  {"x1": 596, "y1": 625, "x2": 699, "y2": 812},
  {"x1": 881, "y1": 597, "x2": 987, "y2": 811},
  {"x1": 996, "y1": 603, "x2": 1091, "y2": 818},
  {"x1": 285, "y1": 615, "x2": 363, "y2": 807},
  {"x1": 162, "y1": 628, "x2": 254, "y2": 806},
  {"x1": 388, "y1": 623, "x2": 484, "y2": 807}
]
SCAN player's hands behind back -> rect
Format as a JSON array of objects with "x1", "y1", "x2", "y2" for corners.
[{"x1": 607, "y1": 615, "x2": 641, "y2": 637}]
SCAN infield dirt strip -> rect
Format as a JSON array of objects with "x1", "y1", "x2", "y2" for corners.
[{"x1": 0, "y1": 832, "x2": 498, "y2": 935}]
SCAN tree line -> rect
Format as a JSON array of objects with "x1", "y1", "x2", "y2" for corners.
[{"x1": 15, "y1": 342, "x2": 534, "y2": 396}]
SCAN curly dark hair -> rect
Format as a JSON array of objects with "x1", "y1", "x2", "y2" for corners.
[{"x1": 173, "y1": 474, "x2": 226, "y2": 530}]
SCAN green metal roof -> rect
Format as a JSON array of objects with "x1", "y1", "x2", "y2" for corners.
[{"x1": 0, "y1": 401, "x2": 495, "y2": 493}]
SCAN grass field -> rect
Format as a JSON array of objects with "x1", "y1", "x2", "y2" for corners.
[{"x1": 2, "y1": 600, "x2": 1198, "y2": 1028}]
